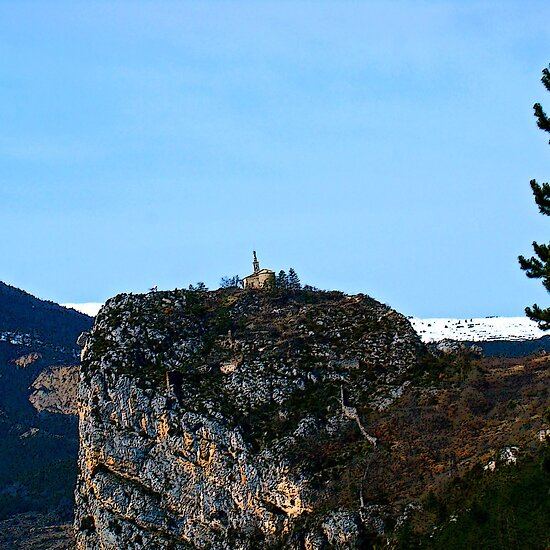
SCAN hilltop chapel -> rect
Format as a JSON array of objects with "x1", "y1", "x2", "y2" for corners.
[{"x1": 242, "y1": 252, "x2": 275, "y2": 289}]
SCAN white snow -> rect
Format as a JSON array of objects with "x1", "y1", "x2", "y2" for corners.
[
  {"x1": 62, "y1": 303, "x2": 103, "y2": 317},
  {"x1": 410, "y1": 317, "x2": 546, "y2": 343}
]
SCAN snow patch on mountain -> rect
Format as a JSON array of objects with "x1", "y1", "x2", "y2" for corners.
[{"x1": 410, "y1": 317, "x2": 546, "y2": 343}]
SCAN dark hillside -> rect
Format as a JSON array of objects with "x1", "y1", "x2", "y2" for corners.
[
  {"x1": 463, "y1": 335, "x2": 550, "y2": 357},
  {"x1": 0, "y1": 281, "x2": 93, "y2": 524},
  {"x1": 0, "y1": 281, "x2": 92, "y2": 348}
]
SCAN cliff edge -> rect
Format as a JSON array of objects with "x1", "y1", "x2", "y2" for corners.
[{"x1": 75, "y1": 288, "x2": 424, "y2": 549}]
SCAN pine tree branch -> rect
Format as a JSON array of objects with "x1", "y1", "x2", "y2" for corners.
[
  {"x1": 518, "y1": 252, "x2": 545, "y2": 278},
  {"x1": 534, "y1": 103, "x2": 550, "y2": 135},
  {"x1": 542, "y1": 66, "x2": 550, "y2": 93},
  {"x1": 525, "y1": 304, "x2": 550, "y2": 330},
  {"x1": 529, "y1": 179, "x2": 550, "y2": 216},
  {"x1": 533, "y1": 241, "x2": 550, "y2": 262}
]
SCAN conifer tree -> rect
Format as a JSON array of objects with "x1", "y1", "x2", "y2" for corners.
[
  {"x1": 189, "y1": 282, "x2": 208, "y2": 292},
  {"x1": 220, "y1": 275, "x2": 242, "y2": 288},
  {"x1": 519, "y1": 64, "x2": 550, "y2": 329},
  {"x1": 288, "y1": 268, "x2": 301, "y2": 290},
  {"x1": 276, "y1": 270, "x2": 288, "y2": 289}
]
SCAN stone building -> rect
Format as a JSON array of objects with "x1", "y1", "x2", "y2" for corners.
[{"x1": 242, "y1": 252, "x2": 275, "y2": 289}]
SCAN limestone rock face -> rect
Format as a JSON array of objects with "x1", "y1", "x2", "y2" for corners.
[
  {"x1": 29, "y1": 365, "x2": 79, "y2": 415},
  {"x1": 74, "y1": 289, "x2": 424, "y2": 549},
  {"x1": 12, "y1": 351, "x2": 42, "y2": 368},
  {"x1": 430, "y1": 339, "x2": 483, "y2": 357}
]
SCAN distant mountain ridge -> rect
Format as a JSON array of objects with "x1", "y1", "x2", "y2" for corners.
[
  {"x1": 411, "y1": 316, "x2": 550, "y2": 357},
  {"x1": 0, "y1": 281, "x2": 92, "y2": 348}
]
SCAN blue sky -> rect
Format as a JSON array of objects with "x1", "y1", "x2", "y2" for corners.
[{"x1": 1, "y1": 1, "x2": 549, "y2": 317}]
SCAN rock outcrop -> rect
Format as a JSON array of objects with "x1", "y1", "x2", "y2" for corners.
[
  {"x1": 30, "y1": 365, "x2": 79, "y2": 415},
  {"x1": 74, "y1": 288, "x2": 424, "y2": 549},
  {"x1": 12, "y1": 351, "x2": 42, "y2": 368}
]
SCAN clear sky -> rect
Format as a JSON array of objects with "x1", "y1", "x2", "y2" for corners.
[{"x1": 1, "y1": 1, "x2": 549, "y2": 317}]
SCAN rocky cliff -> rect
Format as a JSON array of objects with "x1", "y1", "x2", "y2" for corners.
[
  {"x1": 74, "y1": 288, "x2": 426, "y2": 548},
  {"x1": 30, "y1": 365, "x2": 79, "y2": 416}
]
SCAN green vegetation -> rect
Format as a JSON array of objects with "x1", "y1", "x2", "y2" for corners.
[
  {"x1": 396, "y1": 445, "x2": 550, "y2": 550},
  {"x1": 413, "y1": 347, "x2": 477, "y2": 386},
  {"x1": 219, "y1": 275, "x2": 242, "y2": 288},
  {"x1": 0, "y1": 450, "x2": 77, "y2": 521},
  {"x1": 274, "y1": 268, "x2": 301, "y2": 290}
]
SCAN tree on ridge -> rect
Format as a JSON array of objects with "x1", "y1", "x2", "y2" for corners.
[
  {"x1": 519, "y1": 64, "x2": 550, "y2": 329},
  {"x1": 288, "y1": 268, "x2": 301, "y2": 290},
  {"x1": 276, "y1": 270, "x2": 288, "y2": 289}
]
